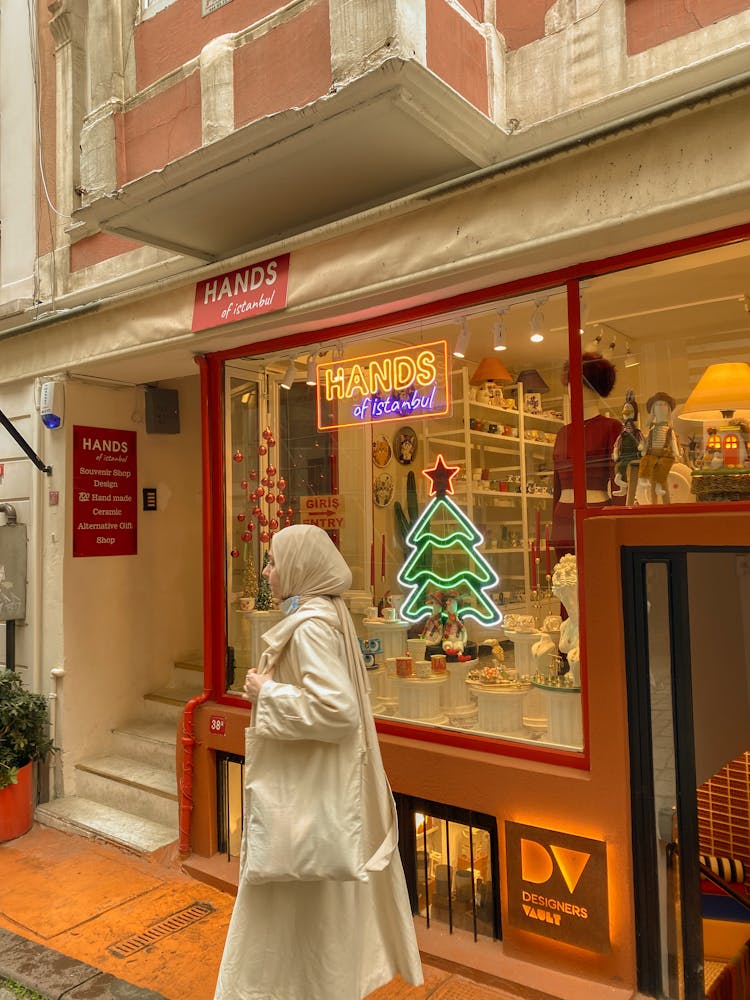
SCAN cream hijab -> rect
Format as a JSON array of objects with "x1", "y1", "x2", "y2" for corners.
[{"x1": 258, "y1": 524, "x2": 372, "y2": 734}]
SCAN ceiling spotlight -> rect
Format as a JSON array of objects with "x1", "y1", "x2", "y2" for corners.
[
  {"x1": 281, "y1": 359, "x2": 296, "y2": 390},
  {"x1": 453, "y1": 319, "x2": 470, "y2": 359},
  {"x1": 306, "y1": 354, "x2": 317, "y2": 386},
  {"x1": 624, "y1": 343, "x2": 639, "y2": 368},
  {"x1": 492, "y1": 312, "x2": 507, "y2": 352},
  {"x1": 530, "y1": 301, "x2": 546, "y2": 343}
]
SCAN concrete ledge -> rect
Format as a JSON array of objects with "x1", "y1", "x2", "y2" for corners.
[{"x1": 0, "y1": 928, "x2": 163, "y2": 1000}]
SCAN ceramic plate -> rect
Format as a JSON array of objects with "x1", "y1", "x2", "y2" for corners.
[
  {"x1": 394, "y1": 426, "x2": 417, "y2": 465},
  {"x1": 372, "y1": 435, "x2": 392, "y2": 467},
  {"x1": 373, "y1": 472, "x2": 395, "y2": 508}
]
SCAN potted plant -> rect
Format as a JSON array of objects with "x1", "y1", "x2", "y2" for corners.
[{"x1": 0, "y1": 670, "x2": 55, "y2": 842}]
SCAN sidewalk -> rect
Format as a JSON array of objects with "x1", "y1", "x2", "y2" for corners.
[{"x1": 0, "y1": 825, "x2": 553, "y2": 1000}]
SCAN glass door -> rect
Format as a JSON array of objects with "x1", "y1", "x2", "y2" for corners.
[
  {"x1": 622, "y1": 550, "x2": 702, "y2": 999},
  {"x1": 622, "y1": 548, "x2": 750, "y2": 999}
]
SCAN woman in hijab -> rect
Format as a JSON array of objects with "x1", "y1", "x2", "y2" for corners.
[{"x1": 214, "y1": 524, "x2": 423, "y2": 1000}]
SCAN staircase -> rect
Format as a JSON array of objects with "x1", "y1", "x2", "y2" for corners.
[{"x1": 36, "y1": 658, "x2": 203, "y2": 855}]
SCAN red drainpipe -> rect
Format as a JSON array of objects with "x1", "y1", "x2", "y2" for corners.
[{"x1": 179, "y1": 355, "x2": 225, "y2": 856}]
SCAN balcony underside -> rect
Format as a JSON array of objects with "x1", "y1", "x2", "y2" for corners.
[{"x1": 72, "y1": 60, "x2": 501, "y2": 263}]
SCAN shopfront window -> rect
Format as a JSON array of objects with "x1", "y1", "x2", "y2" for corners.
[
  {"x1": 580, "y1": 238, "x2": 750, "y2": 510},
  {"x1": 224, "y1": 286, "x2": 586, "y2": 751}
]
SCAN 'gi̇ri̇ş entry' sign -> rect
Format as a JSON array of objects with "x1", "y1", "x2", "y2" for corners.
[
  {"x1": 316, "y1": 341, "x2": 451, "y2": 431},
  {"x1": 73, "y1": 426, "x2": 137, "y2": 557}
]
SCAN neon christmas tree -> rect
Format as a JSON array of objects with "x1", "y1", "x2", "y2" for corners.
[{"x1": 398, "y1": 455, "x2": 501, "y2": 626}]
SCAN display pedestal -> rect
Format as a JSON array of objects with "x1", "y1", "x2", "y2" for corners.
[
  {"x1": 443, "y1": 659, "x2": 476, "y2": 711},
  {"x1": 396, "y1": 675, "x2": 448, "y2": 724},
  {"x1": 364, "y1": 619, "x2": 409, "y2": 660},
  {"x1": 235, "y1": 608, "x2": 284, "y2": 681},
  {"x1": 470, "y1": 683, "x2": 530, "y2": 736},
  {"x1": 504, "y1": 630, "x2": 540, "y2": 675},
  {"x1": 531, "y1": 681, "x2": 582, "y2": 748}
]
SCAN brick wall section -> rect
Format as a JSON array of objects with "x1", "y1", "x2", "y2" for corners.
[
  {"x1": 135, "y1": 0, "x2": 283, "y2": 90},
  {"x1": 70, "y1": 233, "x2": 143, "y2": 272},
  {"x1": 625, "y1": 0, "x2": 750, "y2": 55},
  {"x1": 426, "y1": 0, "x2": 489, "y2": 116},
  {"x1": 233, "y1": 1, "x2": 331, "y2": 129},
  {"x1": 119, "y1": 72, "x2": 203, "y2": 185},
  {"x1": 495, "y1": 1, "x2": 556, "y2": 51},
  {"x1": 697, "y1": 750, "x2": 750, "y2": 874}
]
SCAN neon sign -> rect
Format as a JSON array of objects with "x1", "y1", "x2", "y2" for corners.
[
  {"x1": 316, "y1": 340, "x2": 450, "y2": 431},
  {"x1": 397, "y1": 455, "x2": 501, "y2": 626}
]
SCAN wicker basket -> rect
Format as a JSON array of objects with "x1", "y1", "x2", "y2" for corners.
[{"x1": 691, "y1": 470, "x2": 750, "y2": 502}]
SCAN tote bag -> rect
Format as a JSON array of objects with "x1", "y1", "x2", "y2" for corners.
[{"x1": 242, "y1": 725, "x2": 397, "y2": 883}]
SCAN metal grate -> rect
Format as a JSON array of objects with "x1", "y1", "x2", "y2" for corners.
[{"x1": 109, "y1": 901, "x2": 215, "y2": 958}]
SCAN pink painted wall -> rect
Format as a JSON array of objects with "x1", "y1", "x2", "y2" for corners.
[
  {"x1": 495, "y1": 1, "x2": 557, "y2": 51},
  {"x1": 70, "y1": 233, "x2": 143, "y2": 272},
  {"x1": 233, "y1": 1, "x2": 331, "y2": 128},
  {"x1": 118, "y1": 72, "x2": 202, "y2": 184},
  {"x1": 426, "y1": 0, "x2": 489, "y2": 115},
  {"x1": 135, "y1": 0, "x2": 285, "y2": 91},
  {"x1": 625, "y1": 0, "x2": 750, "y2": 55}
]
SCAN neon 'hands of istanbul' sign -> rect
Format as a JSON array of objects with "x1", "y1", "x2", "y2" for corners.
[{"x1": 316, "y1": 340, "x2": 451, "y2": 431}]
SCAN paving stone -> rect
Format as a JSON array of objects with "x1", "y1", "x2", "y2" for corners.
[
  {"x1": 0, "y1": 935, "x2": 99, "y2": 999},
  {"x1": 65, "y1": 973, "x2": 165, "y2": 998}
]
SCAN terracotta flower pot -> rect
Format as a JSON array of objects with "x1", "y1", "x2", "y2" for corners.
[{"x1": 0, "y1": 761, "x2": 34, "y2": 843}]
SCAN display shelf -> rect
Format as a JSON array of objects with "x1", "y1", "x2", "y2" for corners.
[{"x1": 420, "y1": 367, "x2": 559, "y2": 618}]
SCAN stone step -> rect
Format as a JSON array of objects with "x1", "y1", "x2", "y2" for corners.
[
  {"x1": 111, "y1": 719, "x2": 178, "y2": 771},
  {"x1": 75, "y1": 754, "x2": 178, "y2": 828},
  {"x1": 143, "y1": 685, "x2": 199, "y2": 722},
  {"x1": 174, "y1": 656, "x2": 204, "y2": 689},
  {"x1": 36, "y1": 796, "x2": 178, "y2": 854}
]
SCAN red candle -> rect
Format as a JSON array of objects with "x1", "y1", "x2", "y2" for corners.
[
  {"x1": 535, "y1": 509, "x2": 541, "y2": 553},
  {"x1": 530, "y1": 541, "x2": 537, "y2": 590},
  {"x1": 381, "y1": 533, "x2": 386, "y2": 580},
  {"x1": 370, "y1": 541, "x2": 375, "y2": 587},
  {"x1": 545, "y1": 525, "x2": 551, "y2": 576}
]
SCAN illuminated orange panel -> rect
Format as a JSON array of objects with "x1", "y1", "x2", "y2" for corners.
[{"x1": 316, "y1": 340, "x2": 451, "y2": 431}]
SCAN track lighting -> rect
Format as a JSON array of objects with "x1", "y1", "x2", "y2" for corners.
[
  {"x1": 624, "y1": 343, "x2": 639, "y2": 368},
  {"x1": 530, "y1": 301, "x2": 546, "y2": 343},
  {"x1": 281, "y1": 359, "x2": 297, "y2": 390},
  {"x1": 453, "y1": 319, "x2": 470, "y2": 359},
  {"x1": 306, "y1": 354, "x2": 317, "y2": 386},
  {"x1": 492, "y1": 312, "x2": 507, "y2": 352}
]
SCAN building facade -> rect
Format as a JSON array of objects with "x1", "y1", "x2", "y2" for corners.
[{"x1": 2, "y1": 2, "x2": 750, "y2": 997}]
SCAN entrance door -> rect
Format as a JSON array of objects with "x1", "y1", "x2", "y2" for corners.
[{"x1": 622, "y1": 548, "x2": 750, "y2": 999}]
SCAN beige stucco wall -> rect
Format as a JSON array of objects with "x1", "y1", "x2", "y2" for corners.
[{"x1": 52, "y1": 374, "x2": 203, "y2": 792}]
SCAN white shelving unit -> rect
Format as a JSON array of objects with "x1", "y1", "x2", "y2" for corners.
[{"x1": 421, "y1": 368, "x2": 565, "y2": 618}]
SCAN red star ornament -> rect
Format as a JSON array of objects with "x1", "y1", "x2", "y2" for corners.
[{"x1": 422, "y1": 454, "x2": 460, "y2": 497}]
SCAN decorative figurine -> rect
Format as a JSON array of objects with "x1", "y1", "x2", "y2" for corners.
[
  {"x1": 442, "y1": 597, "x2": 467, "y2": 656},
  {"x1": 551, "y1": 555, "x2": 580, "y2": 687},
  {"x1": 612, "y1": 389, "x2": 644, "y2": 504},
  {"x1": 420, "y1": 595, "x2": 445, "y2": 646},
  {"x1": 636, "y1": 391, "x2": 681, "y2": 504}
]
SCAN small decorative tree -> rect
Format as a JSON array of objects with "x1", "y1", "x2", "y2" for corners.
[
  {"x1": 255, "y1": 551, "x2": 273, "y2": 610},
  {"x1": 398, "y1": 455, "x2": 501, "y2": 626}
]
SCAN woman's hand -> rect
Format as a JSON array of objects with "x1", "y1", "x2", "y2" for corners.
[{"x1": 244, "y1": 668, "x2": 271, "y2": 702}]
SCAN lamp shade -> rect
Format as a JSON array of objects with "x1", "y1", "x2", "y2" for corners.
[
  {"x1": 681, "y1": 362, "x2": 750, "y2": 420},
  {"x1": 515, "y1": 369, "x2": 549, "y2": 394},
  {"x1": 470, "y1": 357, "x2": 513, "y2": 385}
]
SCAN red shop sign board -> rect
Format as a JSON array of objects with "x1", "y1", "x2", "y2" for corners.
[
  {"x1": 73, "y1": 425, "x2": 137, "y2": 557},
  {"x1": 192, "y1": 253, "x2": 290, "y2": 332}
]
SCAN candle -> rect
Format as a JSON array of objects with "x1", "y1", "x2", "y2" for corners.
[
  {"x1": 530, "y1": 541, "x2": 537, "y2": 590},
  {"x1": 381, "y1": 533, "x2": 386, "y2": 580},
  {"x1": 370, "y1": 541, "x2": 375, "y2": 587},
  {"x1": 545, "y1": 525, "x2": 551, "y2": 576},
  {"x1": 535, "y1": 509, "x2": 541, "y2": 553}
]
